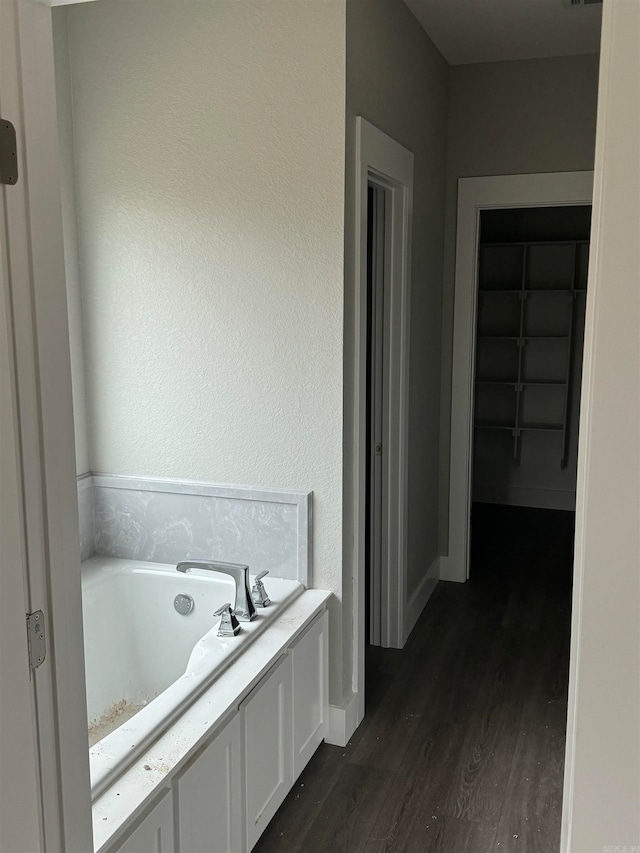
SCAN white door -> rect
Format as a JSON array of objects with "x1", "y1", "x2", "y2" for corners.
[
  {"x1": 242, "y1": 655, "x2": 293, "y2": 849},
  {"x1": 177, "y1": 713, "x2": 243, "y2": 853},
  {"x1": 1, "y1": 1, "x2": 93, "y2": 850},
  {"x1": 113, "y1": 792, "x2": 175, "y2": 853},
  {"x1": 291, "y1": 612, "x2": 328, "y2": 776},
  {"x1": 0, "y1": 101, "x2": 43, "y2": 853}
]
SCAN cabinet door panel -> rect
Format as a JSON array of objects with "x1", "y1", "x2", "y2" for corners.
[
  {"x1": 114, "y1": 790, "x2": 174, "y2": 853},
  {"x1": 177, "y1": 713, "x2": 243, "y2": 853},
  {"x1": 242, "y1": 656, "x2": 292, "y2": 849},
  {"x1": 292, "y1": 612, "x2": 328, "y2": 777}
]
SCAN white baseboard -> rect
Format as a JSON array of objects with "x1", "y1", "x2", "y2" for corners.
[
  {"x1": 326, "y1": 692, "x2": 360, "y2": 747},
  {"x1": 438, "y1": 554, "x2": 466, "y2": 583},
  {"x1": 404, "y1": 556, "x2": 440, "y2": 643}
]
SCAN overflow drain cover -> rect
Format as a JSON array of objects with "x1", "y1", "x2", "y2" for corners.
[{"x1": 174, "y1": 593, "x2": 195, "y2": 615}]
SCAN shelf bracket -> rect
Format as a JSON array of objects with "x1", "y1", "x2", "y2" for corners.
[{"x1": 0, "y1": 119, "x2": 18, "y2": 185}]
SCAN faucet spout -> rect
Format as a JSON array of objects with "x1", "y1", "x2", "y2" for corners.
[{"x1": 176, "y1": 560, "x2": 257, "y2": 622}]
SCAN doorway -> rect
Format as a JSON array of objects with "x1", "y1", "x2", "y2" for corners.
[
  {"x1": 444, "y1": 171, "x2": 594, "y2": 584},
  {"x1": 351, "y1": 118, "x2": 413, "y2": 729},
  {"x1": 465, "y1": 202, "x2": 591, "y2": 844},
  {"x1": 465, "y1": 207, "x2": 591, "y2": 768},
  {"x1": 365, "y1": 181, "x2": 389, "y2": 647},
  {"x1": 470, "y1": 204, "x2": 590, "y2": 554}
]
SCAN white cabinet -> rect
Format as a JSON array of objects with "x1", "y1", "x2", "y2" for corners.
[
  {"x1": 292, "y1": 611, "x2": 328, "y2": 777},
  {"x1": 114, "y1": 790, "x2": 174, "y2": 853},
  {"x1": 242, "y1": 655, "x2": 293, "y2": 850},
  {"x1": 103, "y1": 603, "x2": 329, "y2": 853},
  {"x1": 177, "y1": 713, "x2": 243, "y2": 853}
]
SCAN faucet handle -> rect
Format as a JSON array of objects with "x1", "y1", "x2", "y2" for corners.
[
  {"x1": 251, "y1": 571, "x2": 271, "y2": 608},
  {"x1": 214, "y1": 603, "x2": 241, "y2": 637}
]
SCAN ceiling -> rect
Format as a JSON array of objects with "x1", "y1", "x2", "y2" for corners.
[{"x1": 403, "y1": 0, "x2": 602, "y2": 66}]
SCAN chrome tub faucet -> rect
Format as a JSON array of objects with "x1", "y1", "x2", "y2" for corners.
[{"x1": 176, "y1": 560, "x2": 257, "y2": 622}]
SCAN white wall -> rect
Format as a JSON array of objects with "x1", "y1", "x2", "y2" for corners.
[
  {"x1": 345, "y1": 0, "x2": 448, "y2": 646},
  {"x1": 563, "y1": 2, "x2": 640, "y2": 847},
  {"x1": 52, "y1": 13, "x2": 90, "y2": 476},
  {"x1": 440, "y1": 54, "x2": 600, "y2": 548},
  {"x1": 54, "y1": 0, "x2": 346, "y2": 702}
]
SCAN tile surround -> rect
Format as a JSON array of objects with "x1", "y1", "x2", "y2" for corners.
[
  {"x1": 78, "y1": 474, "x2": 96, "y2": 562},
  {"x1": 78, "y1": 474, "x2": 312, "y2": 585}
]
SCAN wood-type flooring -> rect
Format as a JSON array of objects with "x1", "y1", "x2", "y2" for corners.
[{"x1": 255, "y1": 505, "x2": 574, "y2": 853}]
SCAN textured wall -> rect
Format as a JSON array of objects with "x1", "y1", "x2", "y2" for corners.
[
  {"x1": 52, "y1": 12, "x2": 90, "y2": 476},
  {"x1": 439, "y1": 54, "x2": 600, "y2": 550},
  {"x1": 58, "y1": 0, "x2": 346, "y2": 701},
  {"x1": 563, "y1": 3, "x2": 640, "y2": 845},
  {"x1": 345, "y1": 0, "x2": 448, "y2": 643}
]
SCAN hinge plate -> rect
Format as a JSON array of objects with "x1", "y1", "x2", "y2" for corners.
[
  {"x1": 26, "y1": 610, "x2": 46, "y2": 670},
  {"x1": 0, "y1": 119, "x2": 18, "y2": 185}
]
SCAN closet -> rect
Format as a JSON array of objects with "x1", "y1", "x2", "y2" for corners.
[{"x1": 472, "y1": 206, "x2": 590, "y2": 510}]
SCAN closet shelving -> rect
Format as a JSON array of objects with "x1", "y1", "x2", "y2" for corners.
[{"x1": 474, "y1": 239, "x2": 588, "y2": 464}]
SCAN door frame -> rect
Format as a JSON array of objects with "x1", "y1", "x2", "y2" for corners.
[
  {"x1": 0, "y1": 266, "x2": 43, "y2": 853},
  {"x1": 1, "y1": 0, "x2": 93, "y2": 849},
  {"x1": 442, "y1": 170, "x2": 594, "y2": 584},
  {"x1": 0, "y1": 19, "x2": 44, "y2": 845},
  {"x1": 352, "y1": 118, "x2": 413, "y2": 724}
]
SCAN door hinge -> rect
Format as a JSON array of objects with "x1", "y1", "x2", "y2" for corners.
[
  {"x1": 26, "y1": 610, "x2": 46, "y2": 671},
  {"x1": 0, "y1": 119, "x2": 18, "y2": 185}
]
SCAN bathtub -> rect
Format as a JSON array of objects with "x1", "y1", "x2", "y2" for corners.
[{"x1": 82, "y1": 557, "x2": 303, "y2": 798}]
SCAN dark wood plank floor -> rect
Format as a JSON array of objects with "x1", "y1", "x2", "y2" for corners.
[{"x1": 255, "y1": 505, "x2": 574, "y2": 853}]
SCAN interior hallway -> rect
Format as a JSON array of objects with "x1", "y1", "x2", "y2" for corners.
[{"x1": 255, "y1": 505, "x2": 574, "y2": 852}]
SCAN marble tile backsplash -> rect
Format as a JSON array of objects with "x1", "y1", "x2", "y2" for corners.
[
  {"x1": 78, "y1": 475, "x2": 96, "y2": 562},
  {"x1": 78, "y1": 475, "x2": 312, "y2": 585}
]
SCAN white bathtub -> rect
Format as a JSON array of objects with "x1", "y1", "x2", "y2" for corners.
[{"x1": 82, "y1": 557, "x2": 303, "y2": 797}]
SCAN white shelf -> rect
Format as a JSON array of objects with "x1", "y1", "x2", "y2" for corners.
[{"x1": 475, "y1": 239, "x2": 585, "y2": 464}]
